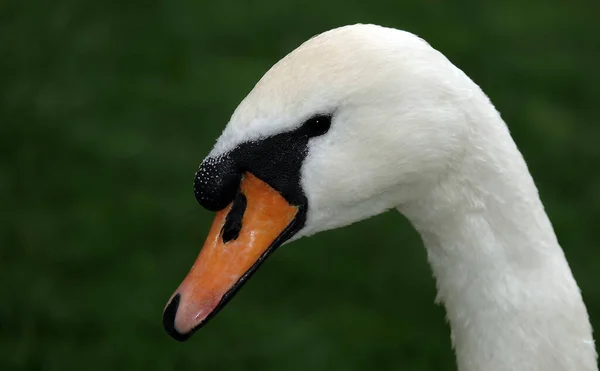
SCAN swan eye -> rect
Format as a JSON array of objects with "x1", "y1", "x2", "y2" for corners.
[{"x1": 303, "y1": 114, "x2": 332, "y2": 137}]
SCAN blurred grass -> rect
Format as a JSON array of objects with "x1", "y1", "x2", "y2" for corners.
[{"x1": 1, "y1": 0, "x2": 599, "y2": 370}]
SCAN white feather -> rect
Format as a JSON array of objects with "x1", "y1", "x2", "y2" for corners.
[{"x1": 211, "y1": 24, "x2": 598, "y2": 371}]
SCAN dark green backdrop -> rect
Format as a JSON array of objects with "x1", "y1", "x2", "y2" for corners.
[{"x1": 2, "y1": 0, "x2": 599, "y2": 370}]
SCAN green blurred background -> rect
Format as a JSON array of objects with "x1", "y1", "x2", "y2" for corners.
[{"x1": 2, "y1": 0, "x2": 599, "y2": 370}]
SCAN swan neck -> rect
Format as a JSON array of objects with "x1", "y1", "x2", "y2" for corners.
[{"x1": 398, "y1": 129, "x2": 597, "y2": 370}]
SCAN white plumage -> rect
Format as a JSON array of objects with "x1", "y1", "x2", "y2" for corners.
[{"x1": 211, "y1": 24, "x2": 598, "y2": 371}]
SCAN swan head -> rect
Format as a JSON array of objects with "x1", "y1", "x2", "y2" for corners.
[{"x1": 163, "y1": 24, "x2": 475, "y2": 341}]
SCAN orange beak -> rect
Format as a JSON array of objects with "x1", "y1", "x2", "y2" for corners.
[{"x1": 163, "y1": 173, "x2": 300, "y2": 341}]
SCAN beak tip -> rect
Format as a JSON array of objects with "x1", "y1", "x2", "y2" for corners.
[{"x1": 163, "y1": 293, "x2": 192, "y2": 342}]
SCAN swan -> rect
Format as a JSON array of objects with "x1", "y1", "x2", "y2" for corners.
[{"x1": 162, "y1": 24, "x2": 598, "y2": 371}]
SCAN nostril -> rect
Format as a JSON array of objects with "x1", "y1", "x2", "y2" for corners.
[
  {"x1": 162, "y1": 294, "x2": 191, "y2": 342},
  {"x1": 194, "y1": 155, "x2": 241, "y2": 211},
  {"x1": 222, "y1": 192, "x2": 247, "y2": 243}
]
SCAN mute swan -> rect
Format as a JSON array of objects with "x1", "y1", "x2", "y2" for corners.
[{"x1": 162, "y1": 24, "x2": 598, "y2": 371}]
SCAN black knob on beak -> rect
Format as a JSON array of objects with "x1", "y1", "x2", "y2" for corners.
[{"x1": 194, "y1": 155, "x2": 242, "y2": 211}]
